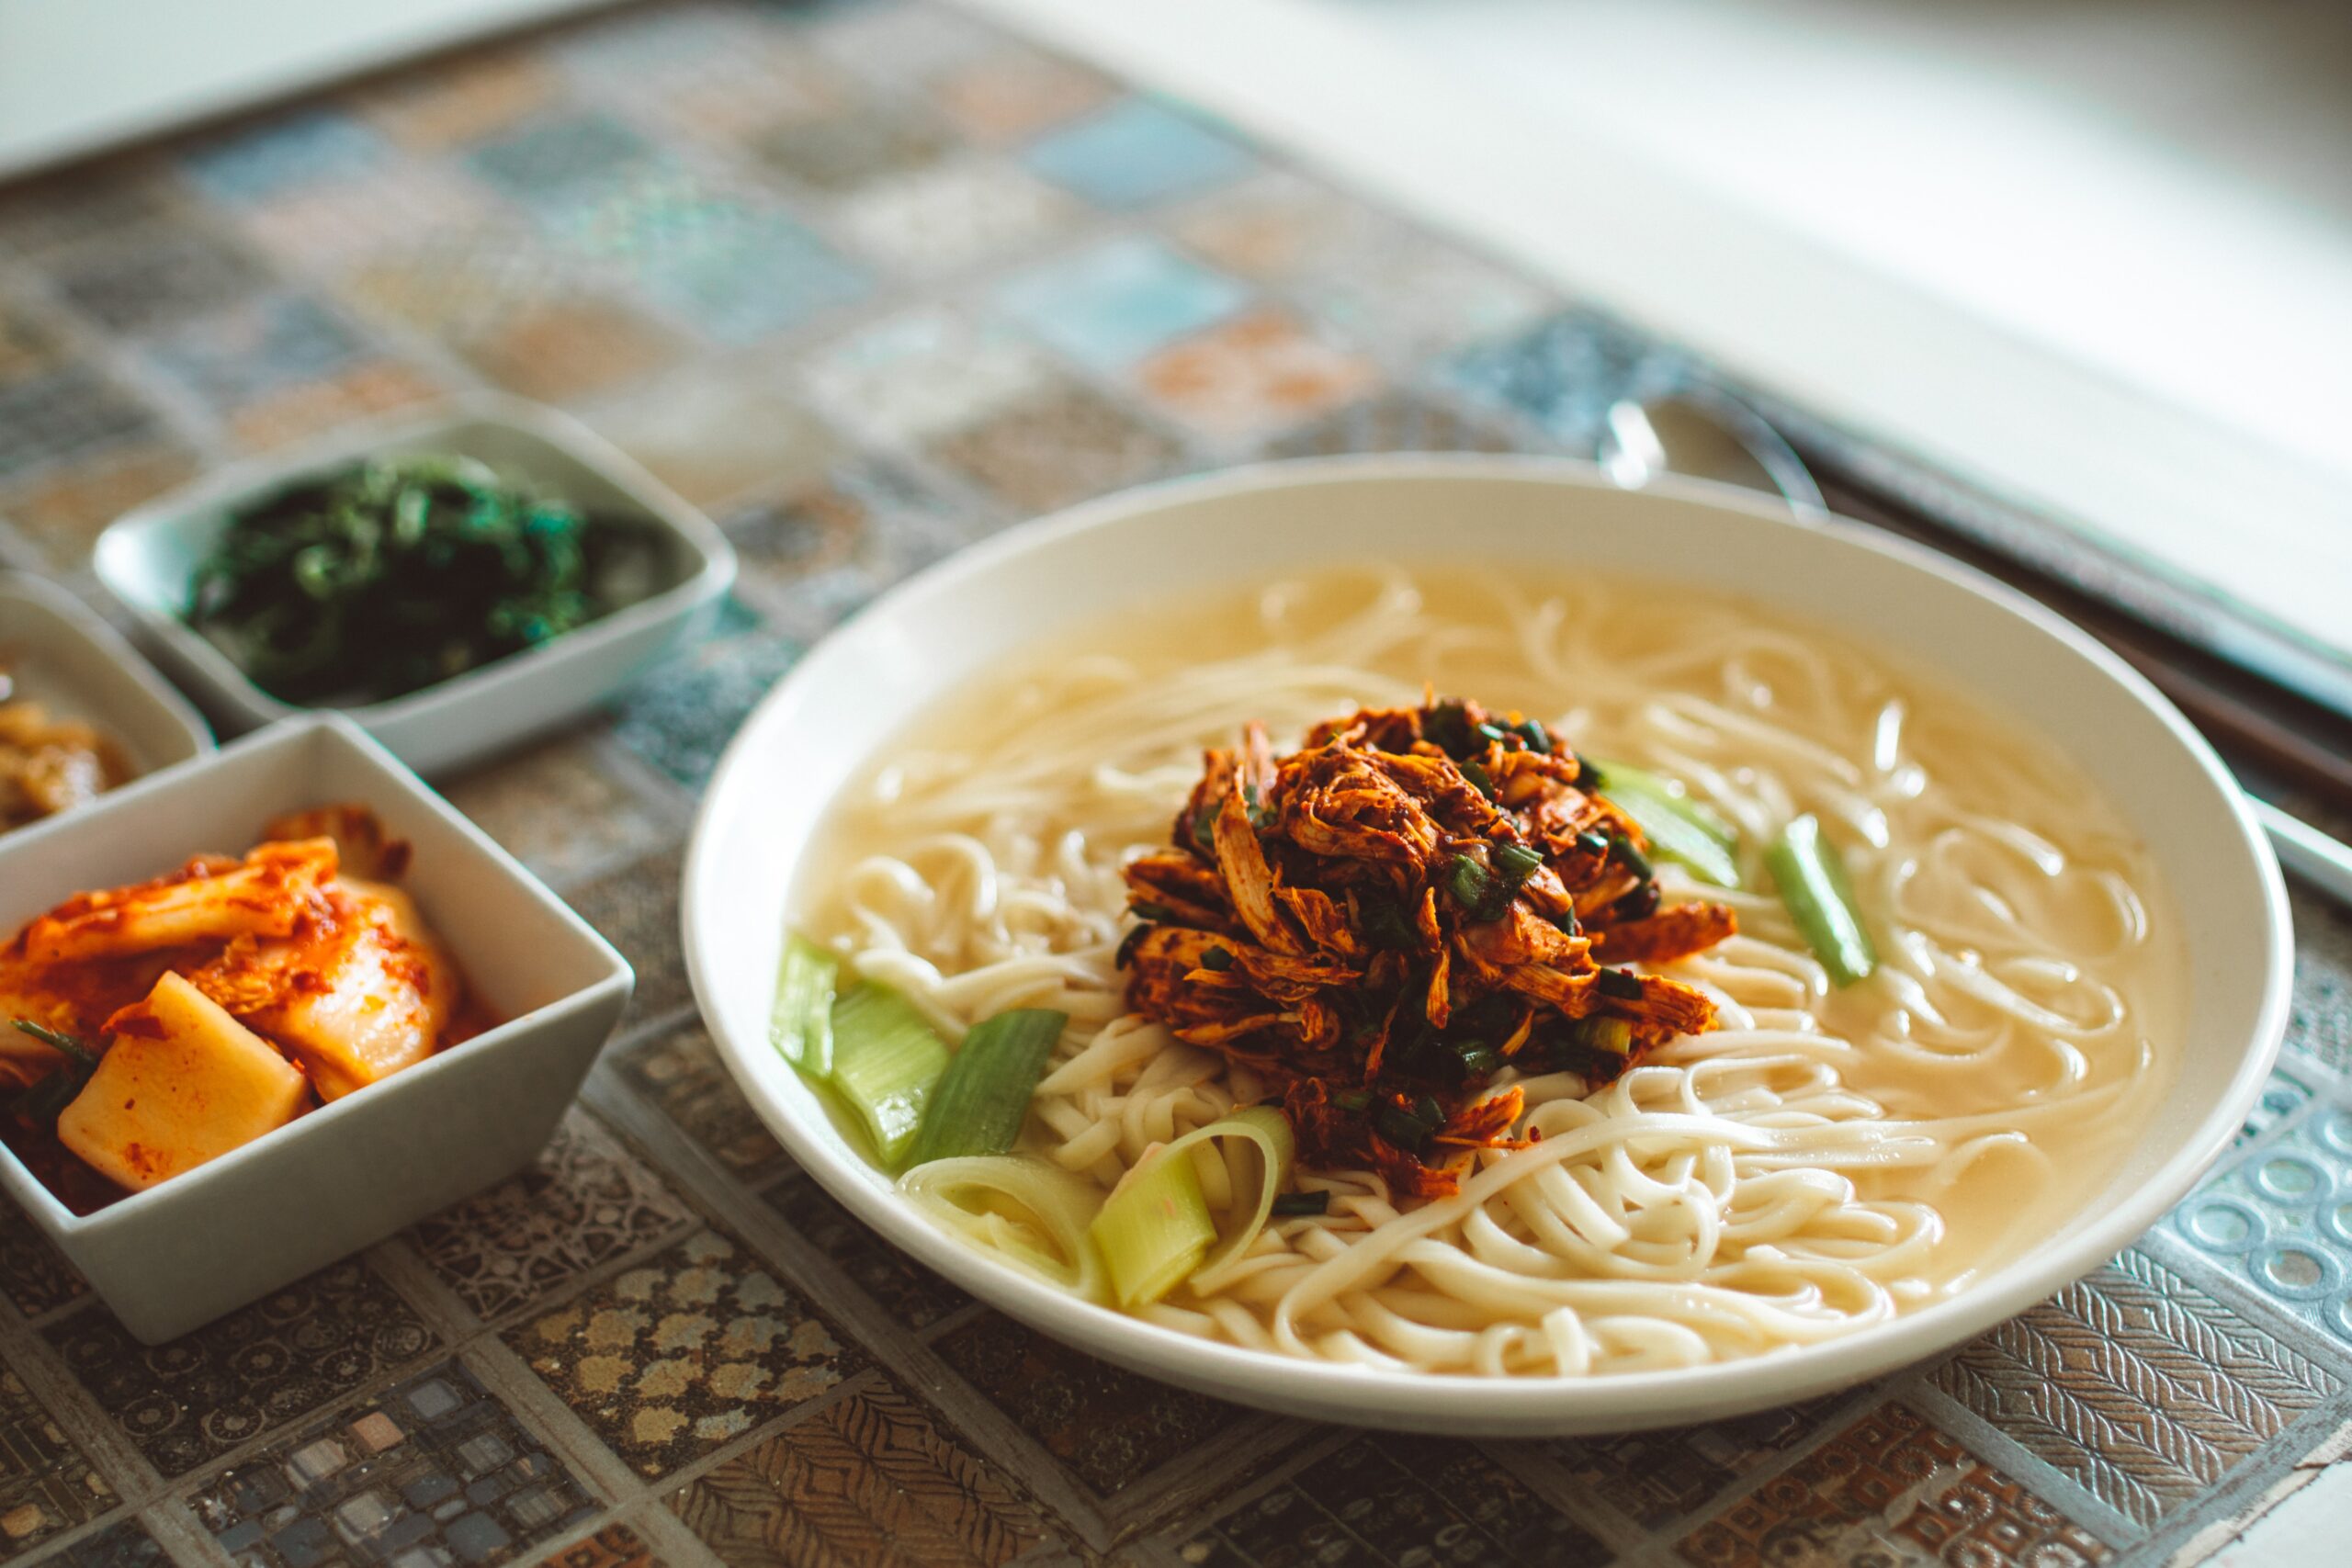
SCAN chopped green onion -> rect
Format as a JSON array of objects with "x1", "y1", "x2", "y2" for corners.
[
  {"x1": 1443, "y1": 853, "x2": 1498, "y2": 917},
  {"x1": 1516, "y1": 719, "x2": 1552, "y2": 754},
  {"x1": 1589, "y1": 759, "x2": 1736, "y2": 845},
  {"x1": 11, "y1": 1019, "x2": 95, "y2": 1066},
  {"x1": 1620, "y1": 798, "x2": 1740, "y2": 888},
  {"x1": 828, "y1": 986, "x2": 951, "y2": 1169},
  {"x1": 1088, "y1": 1106, "x2": 1298, "y2": 1307},
  {"x1": 1130, "y1": 899, "x2": 1178, "y2": 922},
  {"x1": 1575, "y1": 829, "x2": 1611, "y2": 858},
  {"x1": 899, "y1": 1156, "x2": 1106, "y2": 1301},
  {"x1": 1576, "y1": 755, "x2": 1605, "y2": 788},
  {"x1": 903, "y1": 1009, "x2": 1068, "y2": 1168},
  {"x1": 1610, "y1": 834, "x2": 1655, "y2": 885},
  {"x1": 1475, "y1": 721, "x2": 1510, "y2": 745},
  {"x1": 1272, "y1": 1190, "x2": 1331, "y2": 1217},
  {"x1": 1443, "y1": 852, "x2": 1488, "y2": 908},
  {"x1": 1570, "y1": 1015, "x2": 1634, "y2": 1055},
  {"x1": 1460, "y1": 759, "x2": 1497, "y2": 799},
  {"x1": 1359, "y1": 897, "x2": 1418, "y2": 951},
  {"x1": 1092, "y1": 1145, "x2": 1215, "y2": 1308},
  {"x1": 1200, "y1": 946, "x2": 1233, "y2": 971},
  {"x1": 12, "y1": 1020, "x2": 98, "y2": 1125},
  {"x1": 1178, "y1": 1106, "x2": 1295, "y2": 1290},
  {"x1": 1114, "y1": 923, "x2": 1150, "y2": 970},
  {"x1": 1769, "y1": 814, "x2": 1878, "y2": 987},
  {"x1": 769, "y1": 935, "x2": 838, "y2": 1076},
  {"x1": 1590, "y1": 757, "x2": 1741, "y2": 888},
  {"x1": 1594, "y1": 967, "x2": 1645, "y2": 1001},
  {"x1": 1414, "y1": 1095, "x2": 1446, "y2": 1127},
  {"x1": 1422, "y1": 702, "x2": 1474, "y2": 758},
  {"x1": 1374, "y1": 1100, "x2": 1435, "y2": 1154},
  {"x1": 1492, "y1": 842, "x2": 1544, "y2": 882},
  {"x1": 1335, "y1": 1089, "x2": 1372, "y2": 1112},
  {"x1": 1453, "y1": 1040, "x2": 1502, "y2": 1079}
]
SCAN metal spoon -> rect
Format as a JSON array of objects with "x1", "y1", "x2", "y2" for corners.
[
  {"x1": 1600, "y1": 389, "x2": 1828, "y2": 519},
  {"x1": 1598, "y1": 390, "x2": 2352, "y2": 909}
]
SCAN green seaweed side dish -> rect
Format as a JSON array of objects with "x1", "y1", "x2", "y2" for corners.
[{"x1": 187, "y1": 453, "x2": 663, "y2": 706}]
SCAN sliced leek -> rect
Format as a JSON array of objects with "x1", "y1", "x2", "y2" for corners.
[
  {"x1": 827, "y1": 984, "x2": 950, "y2": 1169},
  {"x1": 1768, "y1": 814, "x2": 1877, "y2": 987},
  {"x1": 1091, "y1": 1145, "x2": 1216, "y2": 1309},
  {"x1": 1589, "y1": 756, "x2": 1741, "y2": 889},
  {"x1": 899, "y1": 1156, "x2": 1105, "y2": 1302},
  {"x1": 904, "y1": 1008, "x2": 1067, "y2": 1168},
  {"x1": 769, "y1": 934, "x2": 839, "y2": 1076},
  {"x1": 1088, "y1": 1105, "x2": 1297, "y2": 1307}
]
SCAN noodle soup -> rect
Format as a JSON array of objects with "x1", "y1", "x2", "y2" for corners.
[{"x1": 791, "y1": 565, "x2": 2180, "y2": 1378}]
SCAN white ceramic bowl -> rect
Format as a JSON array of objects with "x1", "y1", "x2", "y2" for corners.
[
  {"x1": 0, "y1": 573, "x2": 212, "y2": 840},
  {"x1": 93, "y1": 394, "x2": 735, "y2": 777},
  {"x1": 0, "y1": 715, "x2": 632, "y2": 1342},
  {"x1": 683, "y1": 457, "x2": 2290, "y2": 1435}
]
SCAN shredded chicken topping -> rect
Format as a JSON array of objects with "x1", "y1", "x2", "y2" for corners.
[{"x1": 1122, "y1": 697, "x2": 1736, "y2": 1198}]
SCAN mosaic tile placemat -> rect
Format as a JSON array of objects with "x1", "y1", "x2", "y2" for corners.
[{"x1": 2, "y1": 3, "x2": 2349, "y2": 1565}]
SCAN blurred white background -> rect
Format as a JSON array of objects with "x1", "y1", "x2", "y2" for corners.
[{"x1": 1327, "y1": 0, "x2": 2352, "y2": 486}]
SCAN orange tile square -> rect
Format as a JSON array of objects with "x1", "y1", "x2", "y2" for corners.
[
  {"x1": 457, "y1": 299, "x2": 684, "y2": 405},
  {"x1": 933, "y1": 51, "x2": 1112, "y2": 144},
  {"x1": 226, "y1": 361, "x2": 443, "y2": 453},
  {"x1": 1136, "y1": 308, "x2": 1379, "y2": 438},
  {"x1": 356, "y1": 49, "x2": 559, "y2": 150},
  {"x1": 0, "y1": 445, "x2": 200, "y2": 568}
]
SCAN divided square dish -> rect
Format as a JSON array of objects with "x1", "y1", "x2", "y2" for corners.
[
  {"x1": 92, "y1": 393, "x2": 736, "y2": 776},
  {"x1": 0, "y1": 715, "x2": 632, "y2": 1342}
]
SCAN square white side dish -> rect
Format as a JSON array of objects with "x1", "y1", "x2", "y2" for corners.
[
  {"x1": 0, "y1": 572, "x2": 211, "y2": 840},
  {"x1": 0, "y1": 715, "x2": 632, "y2": 1342},
  {"x1": 92, "y1": 393, "x2": 735, "y2": 776}
]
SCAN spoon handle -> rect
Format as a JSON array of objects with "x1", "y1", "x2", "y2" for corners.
[{"x1": 2253, "y1": 798, "x2": 2352, "y2": 909}]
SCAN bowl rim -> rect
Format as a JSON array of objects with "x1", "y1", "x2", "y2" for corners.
[
  {"x1": 0, "y1": 569, "x2": 213, "y2": 776},
  {"x1": 684, "y1": 453, "x2": 2292, "y2": 1431},
  {"x1": 90, "y1": 391, "x2": 737, "y2": 727},
  {"x1": 0, "y1": 711, "x2": 634, "y2": 1239}
]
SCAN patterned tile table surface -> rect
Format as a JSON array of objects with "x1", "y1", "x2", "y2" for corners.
[{"x1": 1, "y1": 4, "x2": 2348, "y2": 1565}]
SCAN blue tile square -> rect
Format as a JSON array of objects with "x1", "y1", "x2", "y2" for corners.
[
  {"x1": 183, "y1": 110, "x2": 385, "y2": 204},
  {"x1": 639, "y1": 211, "x2": 870, "y2": 344},
  {"x1": 443, "y1": 1510, "x2": 511, "y2": 1563},
  {"x1": 466, "y1": 114, "x2": 659, "y2": 207},
  {"x1": 1023, "y1": 97, "x2": 1252, "y2": 208},
  {"x1": 0, "y1": 366, "x2": 160, "y2": 473},
  {"x1": 995, "y1": 236, "x2": 1248, "y2": 370},
  {"x1": 47, "y1": 1519, "x2": 167, "y2": 1568},
  {"x1": 146, "y1": 296, "x2": 366, "y2": 407},
  {"x1": 608, "y1": 631, "x2": 803, "y2": 788},
  {"x1": 2170, "y1": 1089, "x2": 2352, "y2": 1346},
  {"x1": 540, "y1": 167, "x2": 761, "y2": 266},
  {"x1": 1440, "y1": 307, "x2": 1661, "y2": 450}
]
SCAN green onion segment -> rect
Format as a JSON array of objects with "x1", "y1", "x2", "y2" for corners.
[
  {"x1": 903, "y1": 1009, "x2": 1068, "y2": 1168},
  {"x1": 1091, "y1": 1144, "x2": 1216, "y2": 1310},
  {"x1": 1089, "y1": 1105, "x2": 1297, "y2": 1308},
  {"x1": 1768, "y1": 814, "x2": 1878, "y2": 987},
  {"x1": 827, "y1": 985, "x2": 951, "y2": 1169},
  {"x1": 1590, "y1": 757, "x2": 1741, "y2": 889},
  {"x1": 769, "y1": 935, "x2": 839, "y2": 1076},
  {"x1": 899, "y1": 1156, "x2": 1106, "y2": 1302}
]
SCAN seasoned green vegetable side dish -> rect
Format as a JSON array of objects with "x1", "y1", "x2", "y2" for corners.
[{"x1": 187, "y1": 454, "x2": 662, "y2": 705}]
